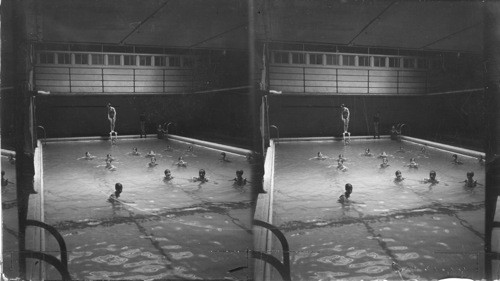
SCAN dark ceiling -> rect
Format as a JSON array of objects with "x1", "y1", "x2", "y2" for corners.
[
  {"x1": 255, "y1": 0, "x2": 484, "y2": 54},
  {"x1": 33, "y1": 0, "x2": 249, "y2": 50},
  {"x1": 31, "y1": 0, "x2": 483, "y2": 53}
]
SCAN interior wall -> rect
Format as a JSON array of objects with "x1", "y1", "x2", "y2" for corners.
[
  {"x1": 267, "y1": 92, "x2": 485, "y2": 150},
  {"x1": 34, "y1": 92, "x2": 253, "y2": 147}
]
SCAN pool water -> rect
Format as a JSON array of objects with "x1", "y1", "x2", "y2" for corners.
[
  {"x1": 271, "y1": 139, "x2": 485, "y2": 280},
  {"x1": 43, "y1": 138, "x2": 254, "y2": 280}
]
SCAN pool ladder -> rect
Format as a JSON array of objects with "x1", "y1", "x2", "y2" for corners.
[
  {"x1": 37, "y1": 126, "x2": 47, "y2": 145},
  {"x1": 165, "y1": 122, "x2": 174, "y2": 135},
  {"x1": 270, "y1": 125, "x2": 279, "y2": 144}
]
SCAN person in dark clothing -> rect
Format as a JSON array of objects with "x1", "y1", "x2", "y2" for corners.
[
  {"x1": 139, "y1": 112, "x2": 146, "y2": 138},
  {"x1": 373, "y1": 112, "x2": 380, "y2": 139}
]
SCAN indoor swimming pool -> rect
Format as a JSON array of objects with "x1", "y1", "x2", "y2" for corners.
[
  {"x1": 42, "y1": 137, "x2": 254, "y2": 280},
  {"x1": 269, "y1": 138, "x2": 485, "y2": 280}
]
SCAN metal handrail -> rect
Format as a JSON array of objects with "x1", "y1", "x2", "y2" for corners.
[
  {"x1": 252, "y1": 219, "x2": 291, "y2": 281},
  {"x1": 270, "y1": 125, "x2": 279, "y2": 144},
  {"x1": 25, "y1": 219, "x2": 71, "y2": 280},
  {"x1": 37, "y1": 126, "x2": 46, "y2": 145}
]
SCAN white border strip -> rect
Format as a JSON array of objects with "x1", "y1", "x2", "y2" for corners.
[
  {"x1": 44, "y1": 134, "x2": 157, "y2": 142},
  {"x1": 44, "y1": 134, "x2": 252, "y2": 156},
  {"x1": 401, "y1": 136, "x2": 484, "y2": 158},
  {"x1": 1, "y1": 149, "x2": 15, "y2": 157},
  {"x1": 166, "y1": 134, "x2": 252, "y2": 156},
  {"x1": 254, "y1": 140, "x2": 275, "y2": 281},
  {"x1": 276, "y1": 135, "x2": 390, "y2": 143}
]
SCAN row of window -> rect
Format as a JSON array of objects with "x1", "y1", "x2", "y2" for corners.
[
  {"x1": 37, "y1": 52, "x2": 194, "y2": 68},
  {"x1": 272, "y1": 51, "x2": 439, "y2": 69}
]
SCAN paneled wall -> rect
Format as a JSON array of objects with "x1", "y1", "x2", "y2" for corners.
[
  {"x1": 269, "y1": 65, "x2": 433, "y2": 94},
  {"x1": 33, "y1": 51, "x2": 197, "y2": 94},
  {"x1": 265, "y1": 49, "x2": 480, "y2": 95}
]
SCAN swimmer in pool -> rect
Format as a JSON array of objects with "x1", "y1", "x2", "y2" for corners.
[
  {"x1": 164, "y1": 169, "x2": 173, "y2": 181},
  {"x1": 363, "y1": 148, "x2": 373, "y2": 157},
  {"x1": 337, "y1": 160, "x2": 348, "y2": 172},
  {"x1": 8, "y1": 155, "x2": 15, "y2": 165},
  {"x1": 164, "y1": 145, "x2": 173, "y2": 152},
  {"x1": 131, "y1": 147, "x2": 140, "y2": 156},
  {"x1": 338, "y1": 154, "x2": 347, "y2": 162},
  {"x1": 246, "y1": 153, "x2": 254, "y2": 161},
  {"x1": 187, "y1": 146, "x2": 194, "y2": 152},
  {"x1": 338, "y1": 183, "x2": 353, "y2": 204},
  {"x1": 452, "y1": 154, "x2": 463, "y2": 165},
  {"x1": 396, "y1": 146, "x2": 405, "y2": 153},
  {"x1": 105, "y1": 154, "x2": 115, "y2": 162},
  {"x1": 479, "y1": 155, "x2": 486, "y2": 165},
  {"x1": 193, "y1": 169, "x2": 208, "y2": 183},
  {"x1": 463, "y1": 171, "x2": 477, "y2": 188},
  {"x1": 420, "y1": 146, "x2": 427, "y2": 154},
  {"x1": 1, "y1": 171, "x2": 13, "y2": 187},
  {"x1": 407, "y1": 158, "x2": 418, "y2": 169},
  {"x1": 146, "y1": 150, "x2": 156, "y2": 157},
  {"x1": 380, "y1": 157, "x2": 390, "y2": 168},
  {"x1": 148, "y1": 157, "x2": 158, "y2": 168},
  {"x1": 394, "y1": 170, "x2": 405, "y2": 183},
  {"x1": 107, "y1": 103, "x2": 117, "y2": 133},
  {"x1": 105, "y1": 159, "x2": 117, "y2": 171},
  {"x1": 310, "y1": 152, "x2": 327, "y2": 160},
  {"x1": 175, "y1": 156, "x2": 187, "y2": 167},
  {"x1": 232, "y1": 170, "x2": 248, "y2": 186},
  {"x1": 78, "y1": 152, "x2": 96, "y2": 160},
  {"x1": 423, "y1": 170, "x2": 439, "y2": 184},
  {"x1": 108, "y1": 183, "x2": 122, "y2": 203},
  {"x1": 378, "y1": 151, "x2": 389, "y2": 158},
  {"x1": 220, "y1": 152, "x2": 231, "y2": 162}
]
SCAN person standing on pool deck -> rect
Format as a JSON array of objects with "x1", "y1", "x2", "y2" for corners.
[
  {"x1": 340, "y1": 104, "x2": 350, "y2": 142},
  {"x1": 139, "y1": 112, "x2": 146, "y2": 138},
  {"x1": 373, "y1": 112, "x2": 380, "y2": 139},
  {"x1": 107, "y1": 103, "x2": 117, "y2": 133}
]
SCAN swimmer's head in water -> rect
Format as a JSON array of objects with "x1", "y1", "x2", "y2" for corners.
[
  {"x1": 133, "y1": 147, "x2": 137, "y2": 152},
  {"x1": 164, "y1": 169, "x2": 171, "y2": 176},
  {"x1": 236, "y1": 170, "x2": 244, "y2": 176},
  {"x1": 467, "y1": 171, "x2": 474, "y2": 179},
  {"x1": 199, "y1": 169, "x2": 206, "y2": 178},
  {"x1": 339, "y1": 154, "x2": 343, "y2": 158},
  {"x1": 383, "y1": 158, "x2": 388, "y2": 164},
  {"x1": 221, "y1": 152, "x2": 226, "y2": 157},
  {"x1": 430, "y1": 170, "x2": 437, "y2": 180},
  {"x1": 178, "y1": 156, "x2": 183, "y2": 161},
  {"x1": 345, "y1": 183, "x2": 353, "y2": 197},
  {"x1": 452, "y1": 154, "x2": 458, "y2": 159},
  {"x1": 410, "y1": 158, "x2": 415, "y2": 162},
  {"x1": 341, "y1": 104, "x2": 345, "y2": 108},
  {"x1": 1, "y1": 170, "x2": 4, "y2": 176},
  {"x1": 396, "y1": 170, "x2": 401, "y2": 177},
  {"x1": 85, "y1": 152, "x2": 90, "y2": 156},
  {"x1": 365, "y1": 148, "x2": 370, "y2": 153},
  {"x1": 115, "y1": 182, "x2": 123, "y2": 193},
  {"x1": 107, "y1": 103, "x2": 111, "y2": 107},
  {"x1": 151, "y1": 157, "x2": 156, "y2": 162}
]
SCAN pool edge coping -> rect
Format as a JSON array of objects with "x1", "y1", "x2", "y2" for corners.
[
  {"x1": 254, "y1": 140, "x2": 275, "y2": 281},
  {"x1": 272, "y1": 135, "x2": 485, "y2": 158},
  {"x1": 43, "y1": 134, "x2": 253, "y2": 156}
]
